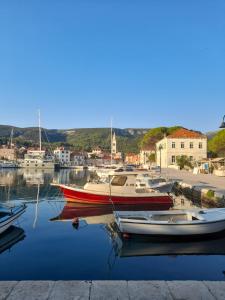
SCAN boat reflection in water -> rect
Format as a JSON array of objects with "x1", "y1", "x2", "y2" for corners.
[
  {"x1": 50, "y1": 202, "x2": 225, "y2": 260},
  {"x1": 0, "y1": 225, "x2": 25, "y2": 254},
  {"x1": 50, "y1": 201, "x2": 168, "y2": 228},
  {"x1": 106, "y1": 223, "x2": 225, "y2": 258}
]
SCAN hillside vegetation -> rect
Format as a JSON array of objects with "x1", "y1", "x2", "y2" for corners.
[
  {"x1": 208, "y1": 129, "x2": 225, "y2": 157},
  {"x1": 1, "y1": 125, "x2": 222, "y2": 156},
  {"x1": 140, "y1": 126, "x2": 181, "y2": 149},
  {"x1": 0, "y1": 125, "x2": 147, "y2": 154}
]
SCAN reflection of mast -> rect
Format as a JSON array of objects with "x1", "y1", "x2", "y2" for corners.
[
  {"x1": 33, "y1": 184, "x2": 40, "y2": 228},
  {"x1": 38, "y1": 109, "x2": 42, "y2": 152}
]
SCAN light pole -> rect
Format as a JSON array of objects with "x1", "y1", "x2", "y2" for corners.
[
  {"x1": 219, "y1": 115, "x2": 225, "y2": 174},
  {"x1": 158, "y1": 144, "x2": 163, "y2": 173}
]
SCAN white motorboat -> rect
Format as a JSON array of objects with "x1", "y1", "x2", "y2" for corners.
[
  {"x1": 115, "y1": 208, "x2": 225, "y2": 236},
  {"x1": 57, "y1": 172, "x2": 173, "y2": 207},
  {"x1": 0, "y1": 160, "x2": 18, "y2": 168},
  {"x1": 0, "y1": 203, "x2": 26, "y2": 234},
  {"x1": 136, "y1": 174, "x2": 175, "y2": 193}
]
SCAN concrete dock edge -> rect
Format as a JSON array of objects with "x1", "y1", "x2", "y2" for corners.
[{"x1": 1, "y1": 280, "x2": 225, "y2": 300}]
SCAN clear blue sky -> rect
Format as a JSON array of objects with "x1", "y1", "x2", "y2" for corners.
[{"x1": 0, "y1": 0, "x2": 224, "y2": 132}]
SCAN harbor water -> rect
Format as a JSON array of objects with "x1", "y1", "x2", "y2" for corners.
[{"x1": 1, "y1": 168, "x2": 225, "y2": 281}]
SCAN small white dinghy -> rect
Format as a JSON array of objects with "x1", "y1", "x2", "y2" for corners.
[
  {"x1": 115, "y1": 208, "x2": 225, "y2": 236},
  {"x1": 0, "y1": 203, "x2": 26, "y2": 235}
]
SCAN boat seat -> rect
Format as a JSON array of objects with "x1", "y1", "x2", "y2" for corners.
[{"x1": 0, "y1": 211, "x2": 11, "y2": 218}]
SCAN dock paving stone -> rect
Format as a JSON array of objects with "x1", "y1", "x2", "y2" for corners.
[
  {"x1": 128, "y1": 281, "x2": 173, "y2": 300},
  {"x1": 48, "y1": 280, "x2": 91, "y2": 300},
  {"x1": 204, "y1": 281, "x2": 225, "y2": 300},
  {"x1": 167, "y1": 281, "x2": 215, "y2": 300},
  {"x1": 0, "y1": 281, "x2": 18, "y2": 300},
  {"x1": 90, "y1": 281, "x2": 129, "y2": 300},
  {"x1": 6, "y1": 281, "x2": 54, "y2": 300}
]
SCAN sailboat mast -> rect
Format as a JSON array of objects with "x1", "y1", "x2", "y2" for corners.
[
  {"x1": 10, "y1": 128, "x2": 14, "y2": 149},
  {"x1": 38, "y1": 109, "x2": 42, "y2": 151},
  {"x1": 110, "y1": 117, "x2": 113, "y2": 165}
]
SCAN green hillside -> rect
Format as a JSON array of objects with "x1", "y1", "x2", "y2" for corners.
[{"x1": 0, "y1": 125, "x2": 148, "y2": 154}]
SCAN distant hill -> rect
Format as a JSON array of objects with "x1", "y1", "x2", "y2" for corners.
[
  {"x1": 206, "y1": 130, "x2": 219, "y2": 140},
  {"x1": 0, "y1": 125, "x2": 149, "y2": 154}
]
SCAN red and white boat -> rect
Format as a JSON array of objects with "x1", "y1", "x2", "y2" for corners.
[{"x1": 56, "y1": 172, "x2": 173, "y2": 208}]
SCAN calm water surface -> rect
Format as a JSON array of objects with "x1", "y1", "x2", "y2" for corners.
[{"x1": 1, "y1": 168, "x2": 225, "y2": 281}]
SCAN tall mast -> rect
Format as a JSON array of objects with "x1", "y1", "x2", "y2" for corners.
[
  {"x1": 10, "y1": 127, "x2": 14, "y2": 149},
  {"x1": 38, "y1": 109, "x2": 42, "y2": 151},
  {"x1": 110, "y1": 117, "x2": 113, "y2": 165}
]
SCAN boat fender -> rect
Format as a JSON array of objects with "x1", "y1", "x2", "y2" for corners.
[
  {"x1": 122, "y1": 233, "x2": 131, "y2": 239},
  {"x1": 72, "y1": 217, "x2": 79, "y2": 230}
]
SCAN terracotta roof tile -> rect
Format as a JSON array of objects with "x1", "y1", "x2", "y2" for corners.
[{"x1": 167, "y1": 128, "x2": 206, "y2": 139}]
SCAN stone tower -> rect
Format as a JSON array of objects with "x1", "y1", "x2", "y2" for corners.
[{"x1": 112, "y1": 132, "x2": 117, "y2": 155}]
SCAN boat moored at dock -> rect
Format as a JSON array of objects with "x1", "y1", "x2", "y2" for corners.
[
  {"x1": 115, "y1": 208, "x2": 225, "y2": 236},
  {"x1": 56, "y1": 172, "x2": 173, "y2": 207},
  {"x1": 0, "y1": 203, "x2": 26, "y2": 234}
]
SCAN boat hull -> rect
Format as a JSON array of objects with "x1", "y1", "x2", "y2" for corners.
[
  {"x1": 60, "y1": 185, "x2": 173, "y2": 207},
  {"x1": 117, "y1": 220, "x2": 225, "y2": 236},
  {"x1": 0, "y1": 205, "x2": 26, "y2": 235}
]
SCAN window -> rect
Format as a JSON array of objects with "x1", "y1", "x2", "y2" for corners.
[
  {"x1": 199, "y1": 142, "x2": 202, "y2": 149},
  {"x1": 111, "y1": 176, "x2": 127, "y2": 186},
  {"x1": 172, "y1": 142, "x2": 176, "y2": 148},
  {"x1": 190, "y1": 142, "x2": 193, "y2": 149},
  {"x1": 181, "y1": 142, "x2": 184, "y2": 148},
  {"x1": 172, "y1": 156, "x2": 176, "y2": 163}
]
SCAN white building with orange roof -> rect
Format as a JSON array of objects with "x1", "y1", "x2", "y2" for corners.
[{"x1": 156, "y1": 128, "x2": 207, "y2": 168}]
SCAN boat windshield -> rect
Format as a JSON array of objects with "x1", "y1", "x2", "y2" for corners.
[
  {"x1": 149, "y1": 178, "x2": 166, "y2": 184},
  {"x1": 111, "y1": 176, "x2": 127, "y2": 186}
]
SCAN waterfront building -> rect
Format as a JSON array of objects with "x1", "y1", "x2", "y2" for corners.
[
  {"x1": 87, "y1": 147, "x2": 103, "y2": 158},
  {"x1": 54, "y1": 147, "x2": 71, "y2": 164},
  {"x1": 19, "y1": 149, "x2": 55, "y2": 169},
  {"x1": 156, "y1": 128, "x2": 207, "y2": 168},
  {"x1": 71, "y1": 152, "x2": 86, "y2": 166},
  {"x1": 139, "y1": 146, "x2": 155, "y2": 166},
  {"x1": 125, "y1": 153, "x2": 140, "y2": 165}
]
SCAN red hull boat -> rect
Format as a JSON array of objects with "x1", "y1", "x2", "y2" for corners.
[{"x1": 57, "y1": 172, "x2": 173, "y2": 208}]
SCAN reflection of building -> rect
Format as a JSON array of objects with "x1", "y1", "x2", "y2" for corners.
[
  {"x1": 22, "y1": 169, "x2": 54, "y2": 185},
  {"x1": 0, "y1": 170, "x2": 15, "y2": 186},
  {"x1": 156, "y1": 128, "x2": 207, "y2": 168},
  {"x1": 54, "y1": 147, "x2": 71, "y2": 164}
]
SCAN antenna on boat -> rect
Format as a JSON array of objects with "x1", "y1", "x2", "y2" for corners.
[
  {"x1": 38, "y1": 109, "x2": 42, "y2": 152},
  {"x1": 108, "y1": 174, "x2": 118, "y2": 219}
]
